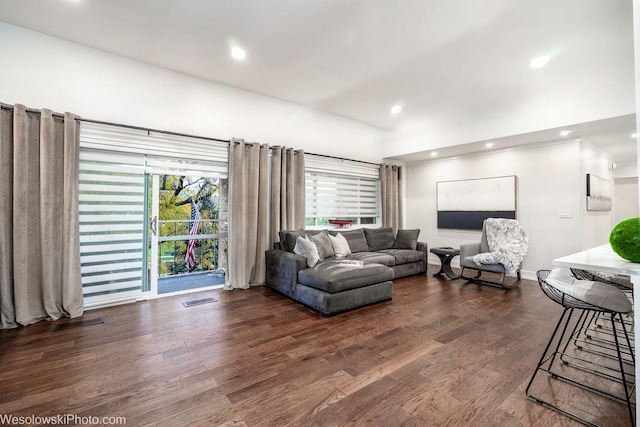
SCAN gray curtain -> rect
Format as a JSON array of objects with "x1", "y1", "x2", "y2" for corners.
[
  {"x1": 225, "y1": 138, "x2": 269, "y2": 289},
  {"x1": 270, "y1": 146, "x2": 305, "y2": 244},
  {"x1": 380, "y1": 164, "x2": 403, "y2": 231},
  {"x1": 0, "y1": 104, "x2": 83, "y2": 328}
]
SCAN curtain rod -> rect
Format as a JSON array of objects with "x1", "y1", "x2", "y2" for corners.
[
  {"x1": 1, "y1": 105, "x2": 231, "y2": 144},
  {"x1": 304, "y1": 151, "x2": 381, "y2": 167},
  {"x1": 86, "y1": 117, "x2": 382, "y2": 166},
  {"x1": 1, "y1": 104, "x2": 67, "y2": 118},
  {"x1": 82, "y1": 121, "x2": 380, "y2": 167},
  {"x1": 2, "y1": 104, "x2": 384, "y2": 166}
]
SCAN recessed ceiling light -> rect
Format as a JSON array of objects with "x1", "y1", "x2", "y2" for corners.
[
  {"x1": 430, "y1": 152, "x2": 438, "y2": 157},
  {"x1": 631, "y1": 133, "x2": 638, "y2": 138},
  {"x1": 230, "y1": 47, "x2": 246, "y2": 60},
  {"x1": 560, "y1": 130, "x2": 572, "y2": 136},
  {"x1": 530, "y1": 56, "x2": 550, "y2": 68},
  {"x1": 485, "y1": 142, "x2": 495, "y2": 148},
  {"x1": 391, "y1": 105, "x2": 402, "y2": 116}
]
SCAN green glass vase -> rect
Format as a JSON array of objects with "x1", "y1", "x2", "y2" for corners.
[{"x1": 609, "y1": 217, "x2": 640, "y2": 262}]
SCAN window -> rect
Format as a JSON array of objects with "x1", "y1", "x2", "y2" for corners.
[{"x1": 305, "y1": 155, "x2": 381, "y2": 228}]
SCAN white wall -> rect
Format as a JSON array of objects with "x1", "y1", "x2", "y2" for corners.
[
  {"x1": 405, "y1": 141, "x2": 583, "y2": 280},
  {"x1": 0, "y1": 22, "x2": 382, "y2": 163},
  {"x1": 579, "y1": 139, "x2": 615, "y2": 249},
  {"x1": 614, "y1": 162, "x2": 639, "y2": 178},
  {"x1": 614, "y1": 177, "x2": 640, "y2": 224}
]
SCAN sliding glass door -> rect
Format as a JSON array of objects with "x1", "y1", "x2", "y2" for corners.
[
  {"x1": 147, "y1": 173, "x2": 227, "y2": 296},
  {"x1": 79, "y1": 122, "x2": 229, "y2": 308}
]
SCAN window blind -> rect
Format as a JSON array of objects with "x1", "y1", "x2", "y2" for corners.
[
  {"x1": 79, "y1": 150, "x2": 146, "y2": 308},
  {"x1": 305, "y1": 155, "x2": 380, "y2": 179},
  {"x1": 80, "y1": 122, "x2": 229, "y2": 177},
  {"x1": 305, "y1": 154, "x2": 381, "y2": 224}
]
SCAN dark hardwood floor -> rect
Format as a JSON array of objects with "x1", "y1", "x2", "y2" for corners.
[{"x1": 0, "y1": 272, "x2": 633, "y2": 426}]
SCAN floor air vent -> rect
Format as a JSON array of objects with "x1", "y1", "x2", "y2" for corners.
[
  {"x1": 182, "y1": 297, "x2": 217, "y2": 307},
  {"x1": 54, "y1": 318, "x2": 104, "y2": 331}
]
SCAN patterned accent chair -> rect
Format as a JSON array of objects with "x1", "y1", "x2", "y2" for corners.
[{"x1": 459, "y1": 218, "x2": 528, "y2": 289}]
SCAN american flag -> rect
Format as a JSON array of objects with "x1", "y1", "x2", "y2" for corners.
[{"x1": 184, "y1": 200, "x2": 201, "y2": 270}]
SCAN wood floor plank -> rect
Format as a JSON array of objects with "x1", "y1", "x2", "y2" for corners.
[{"x1": 0, "y1": 272, "x2": 634, "y2": 426}]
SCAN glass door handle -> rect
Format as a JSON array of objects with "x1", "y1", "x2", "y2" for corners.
[{"x1": 151, "y1": 216, "x2": 157, "y2": 236}]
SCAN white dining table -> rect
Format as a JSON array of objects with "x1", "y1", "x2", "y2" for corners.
[{"x1": 552, "y1": 243, "x2": 640, "y2": 423}]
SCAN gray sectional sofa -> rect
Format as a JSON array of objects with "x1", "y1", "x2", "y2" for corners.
[{"x1": 265, "y1": 227, "x2": 427, "y2": 316}]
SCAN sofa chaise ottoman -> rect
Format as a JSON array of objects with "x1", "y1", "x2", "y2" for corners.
[{"x1": 296, "y1": 261, "x2": 394, "y2": 316}]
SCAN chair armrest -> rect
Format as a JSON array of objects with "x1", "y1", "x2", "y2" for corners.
[
  {"x1": 265, "y1": 249, "x2": 307, "y2": 296},
  {"x1": 459, "y1": 242, "x2": 481, "y2": 268}
]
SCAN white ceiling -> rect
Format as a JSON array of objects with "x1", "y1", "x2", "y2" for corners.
[{"x1": 0, "y1": 0, "x2": 636, "y2": 162}]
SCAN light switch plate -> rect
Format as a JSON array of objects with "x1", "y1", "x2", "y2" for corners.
[{"x1": 559, "y1": 209, "x2": 573, "y2": 218}]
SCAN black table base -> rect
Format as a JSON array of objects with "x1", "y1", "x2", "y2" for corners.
[{"x1": 430, "y1": 247, "x2": 460, "y2": 280}]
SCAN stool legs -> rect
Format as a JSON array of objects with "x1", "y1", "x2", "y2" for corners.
[
  {"x1": 611, "y1": 312, "x2": 635, "y2": 427},
  {"x1": 561, "y1": 310, "x2": 635, "y2": 380},
  {"x1": 527, "y1": 307, "x2": 635, "y2": 427},
  {"x1": 527, "y1": 308, "x2": 599, "y2": 426}
]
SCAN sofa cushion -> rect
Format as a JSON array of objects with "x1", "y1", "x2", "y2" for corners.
[
  {"x1": 379, "y1": 249, "x2": 424, "y2": 265},
  {"x1": 309, "y1": 231, "x2": 334, "y2": 260},
  {"x1": 298, "y1": 261, "x2": 394, "y2": 294},
  {"x1": 345, "y1": 251, "x2": 395, "y2": 267},
  {"x1": 331, "y1": 228, "x2": 368, "y2": 253},
  {"x1": 279, "y1": 229, "x2": 306, "y2": 253},
  {"x1": 328, "y1": 232, "x2": 351, "y2": 257},
  {"x1": 364, "y1": 227, "x2": 395, "y2": 251},
  {"x1": 394, "y1": 229, "x2": 420, "y2": 250},
  {"x1": 293, "y1": 236, "x2": 319, "y2": 267}
]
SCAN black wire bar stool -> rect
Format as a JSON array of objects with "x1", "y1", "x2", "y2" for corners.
[
  {"x1": 566, "y1": 269, "x2": 634, "y2": 369},
  {"x1": 526, "y1": 269, "x2": 635, "y2": 427}
]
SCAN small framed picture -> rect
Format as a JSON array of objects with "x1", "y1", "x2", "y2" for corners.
[{"x1": 586, "y1": 174, "x2": 612, "y2": 211}]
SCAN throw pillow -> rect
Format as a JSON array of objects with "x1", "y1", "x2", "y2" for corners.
[
  {"x1": 328, "y1": 232, "x2": 351, "y2": 258},
  {"x1": 364, "y1": 227, "x2": 395, "y2": 251},
  {"x1": 309, "y1": 231, "x2": 335, "y2": 260},
  {"x1": 394, "y1": 229, "x2": 420, "y2": 250},
  {"x1": 294, "y1": 235, "x2": 319, "y2": 267},
  {"x1": 279, "y1": 229, "x2": 306, "y2": 253},
  {"x1": 333, "y1": 228, "x2": 369, "y2": 253}
]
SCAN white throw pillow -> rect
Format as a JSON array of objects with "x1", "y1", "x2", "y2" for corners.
[
  {"x1": 293, "y1": 235, "x2": 319, "y2": 267},
  {"x1": 329, "y1": 232, "x2": 352, "y2": 258}
]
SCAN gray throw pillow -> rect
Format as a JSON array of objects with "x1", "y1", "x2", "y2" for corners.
[
  {"x1": 279, "y1": 229, "x2": 306, "y2": 253},
  {"x1": 364, "y1": 227, "x2": 395, "y2": 251},
  {"x1": 394, "y1": 229, "x2": 420, "y2": 250},
  {"x1": 309, "y1": 231, "x2": 335, "y2": 260},
  {"x1": 332, "y1": 228, "x2": 369, "y2": 253}
]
